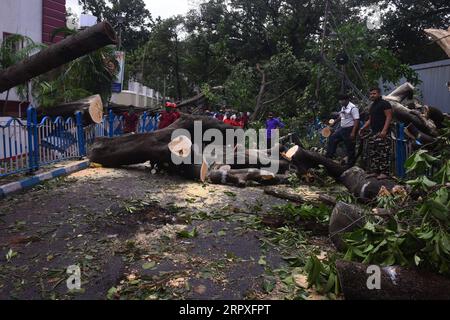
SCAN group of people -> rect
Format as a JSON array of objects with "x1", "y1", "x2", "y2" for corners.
[
  {"x1": 205, "y1": 109, "x2": 251, "y2": 129},
  {"x1": 122, "y1": 102, "x2": 181, "y2": 134},
  {"x1": 325, "y1": 87, "x2": 393, "y2": 176}
]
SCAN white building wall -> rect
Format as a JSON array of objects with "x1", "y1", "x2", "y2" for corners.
[{"x1": 0, "y1": 0, "x2": 43, "y2": 104}]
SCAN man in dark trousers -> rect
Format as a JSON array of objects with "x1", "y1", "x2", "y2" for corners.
[
  {"x1": 326, "y1": 93, "x2": 360, "y2": 167},
  {"x1": 359, "y1": 87, "x2": 394, "y2": 176}
]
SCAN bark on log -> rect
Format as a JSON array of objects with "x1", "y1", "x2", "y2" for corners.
[
  {"x1": 43, "y1": 95, "x2": 103, "y2": 124},
  {"x1": 289, "y1": 147, "x2": 402, "y2": 202},
  {"x1": 290, "y1": 147, "x2": 346, "y2": 179},
  {"x1": 336, "y1": 260, "x2": 450, "y2": 300},
  {"x1": 264, "y1": 188, "x2": 304, "y2": 203},
  {"x1": 108, "y1": 103, "x2": 160, "y2": 115},
  {"x1": 384, "y1": 98, "x2": 438, "y2": 136},
  {"x1": 0, "y1": 21, "x2": 117, "y2": 93},
  {"x1": 425, "y1": 27, "x2": 450, "y2": 58},
  {"x1": 404, "y1": 123, "x2": 436, "y2": 145},
  {"x1": 340, "y1": 167, "x2": 399, "y2": 202},
  {"x1": 386, "y1": 82, "x2": 415, "y2": 103},
  {"x1": 89, "y1": 114, "x2": 234, "y2": 168},
  {"x1": 208, "y1": 168, "x2": 288, "y2": 188},
  {"x1": 329, "y1": 202, "x2": 366, "y2": 251}
]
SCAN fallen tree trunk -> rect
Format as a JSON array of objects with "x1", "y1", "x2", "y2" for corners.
[
  {"x1": 404, "y1": 123, "x2": 436, "y2": 145},
  {"x1": 43, "y1": 95, "x2": 104, "y2": 124},
  {"x1": 208, "y1": 168, "x2": 288, "y2": 188},
  {"x1": 386, "y1": 82, "x2": 414, "y2": 103},
  {"x1": 288, "y1": 146, "x2": 402, "y2": 201},
  {"x1": 384, "y1": 98, "x2": 438, "y2": 136},
  {"x1": 329, "y1": 202, "x2": 366, "y2": 251},
  {"x1": 336, "y1": 260, "x2": 450, "y2": 300},
  {"x1": 89, "y1": 114, "x2": 289, "y2": 184},
  {"x1": 108, "y1": 103, "x2": 160, "y2": 115},
  {"x1": 424, "y1": 27, "x2": 450, "y2": 58},
  {"x1": 340, "y1": 167, "x2": 399, "y2": 202},
  {"x1": 264, "y1": 188, "x2": 304, "y2": 203},
  {"x1": 89, "y1": 114, "x2": 234, "y2": 168},
  {"x1": 0, "y1": 21, "x2": 117, "y2": 93}
]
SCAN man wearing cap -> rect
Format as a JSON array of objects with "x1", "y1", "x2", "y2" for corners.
[
  {"x1": 158, "y1": 102, "x2": 181, "y2": 129},
  {"x1": 326, "y1": 93, "x2": 360, "y2": 167}
]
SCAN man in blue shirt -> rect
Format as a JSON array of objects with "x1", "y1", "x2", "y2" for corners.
[{"x1": 266, "y1": 112, "x2": 285, "y2": 147}]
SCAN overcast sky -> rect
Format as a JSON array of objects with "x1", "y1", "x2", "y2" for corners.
[{"x1": 66, "y1": 0, "x2": 192, "y2": 19}]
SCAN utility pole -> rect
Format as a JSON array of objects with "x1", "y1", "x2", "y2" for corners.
[{"x1": 313, "y1": 0, "x2": 330, "y2": 119}]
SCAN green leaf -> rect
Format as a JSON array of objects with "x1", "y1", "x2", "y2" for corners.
[
  {"x1": 414, "y1": 254, "x2": 421, "y2": 266},
  {"x1": 142, "y1": 261, "x2": 156, "y2": 270},
  {"x1": 258, "y1": 256, "x2": 267, "y2": 266},
  {"x1": 224, "y1": 191, "x2": 236, "y2": 197},
  {"x1": 263, "y1": 278, "x2": 276, "y2": 293},
  {"x1": 107, "y1": 287, "x2": 118, "y2": 300},
  {"x1": 177, "y1": 227, "x2": 199, "y2": 239},
  {"x1": 217, "y1": 230, "x2": 227, "y2": 237},
  {"x1": 5, "y1": 249, "x2": 18, "y2": 262}
]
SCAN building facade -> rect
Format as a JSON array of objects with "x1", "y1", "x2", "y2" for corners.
[{"x1": 0, "y1": 0, "x2": 66, "y2": 117}]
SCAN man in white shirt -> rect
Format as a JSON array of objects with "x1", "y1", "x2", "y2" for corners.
[{"x1": 325, "y1": 93, "x2": 360, "y2": 167}]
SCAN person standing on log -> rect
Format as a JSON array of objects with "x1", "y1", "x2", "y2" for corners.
[
  {"x1": 266, "y1": 112, "x2": 285, "y2": 147},
  {"x1": 158, "y1": 102, "x2": 181, "y2": 129},
  {"x1": 326, "y1": 93, "x2": 360, "y2": 168},
  {"x1": 359, "y1": 87, "x2": 394, "y2": 176},
  {"x1": 123, "y1": 106, "x2": 139, "y2": 134}
]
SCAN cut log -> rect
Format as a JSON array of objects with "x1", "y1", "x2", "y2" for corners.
[
  {"x1": 329, "y1": 202, "x2": 366, "y2": 251},
  {"x1": 89, "y1": 114, "x2": 234, "y2": 168},
  {"x1": 0, "y1": 21, "x2": 117, "y2": 93},
  {"x1": 386, "y1": 82, "x2": 415, "y2": 103},
  {"x1": 208, "y1": 168, "x2": 288, "y2": 188},
  {"x1": 425, "y1": 27, "x2": 450, "y2": 58},
  {"x1": 318, "y1": 194, "x2": 337, "y2": 207},
  {"x1": 264, "y1": 188, "x2": 304, "y2": 203},
  {"x1": 339, "y1": 167, "x2": 399, "y2": 202},
  {"x1": 43, "y1": 95, "x2": 103, "y2": 124},
  {"x1": 384, "y1": 99, "x2": 438, "y2": 136},
  {"x1": 168, "y1": 135, "x2": 192, "y2": 158},
  {"x1": 288, "y1": 146, "x2": 402, "y2": 201},
  {"x1": 404, "y1": 123, "x2": 436, "y2": 145},
  {"x1": 290, "y1": 146, "x2": 346, "y2": 179},
  {"x1": 425, "y1": 106, "x2": 446, "y2": 129},
  {"x1": 336, "y1": 260, "x2": 450, "y2": 300},
  {"x1": 108, "y1": 102, "x2": 160, "y2": 115}
]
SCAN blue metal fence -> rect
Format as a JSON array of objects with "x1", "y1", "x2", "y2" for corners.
[{"x1": 0, "y1": 105, "x2": 159, "y2": 177}]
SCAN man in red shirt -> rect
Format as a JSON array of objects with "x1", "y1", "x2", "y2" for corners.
[
  {"x1": 123, "y1": 106, "x2": 139, "y2": 134},
  {"x1": 158, "y1": 102, "x2": 181, "y2": 129}
]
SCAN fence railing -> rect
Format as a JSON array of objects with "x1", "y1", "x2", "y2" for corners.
[{"x1": 0, "y1": 106, "x2": 159, "y2": 178}]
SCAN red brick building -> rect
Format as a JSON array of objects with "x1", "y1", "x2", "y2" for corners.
[{"x1": 0, "y1": 0, "x2": 67, "y2": 117}]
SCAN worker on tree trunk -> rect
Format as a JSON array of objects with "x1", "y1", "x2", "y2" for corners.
[
  {"x1": 359, "y1": 87, "x2": 394, "y2": 177},
  {"x1": 158, "y1": 102, "x2": 181, "y2": 129},
  {"x1": 326, "y1": 93, "x2": 360, "y2": 168}
]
